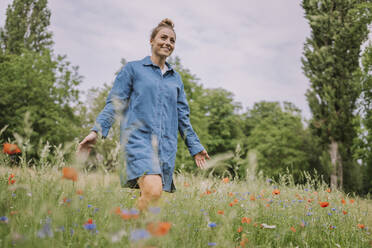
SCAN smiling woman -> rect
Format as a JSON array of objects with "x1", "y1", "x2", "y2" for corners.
[{"x1": 78, "y1": 18, "x2": 209, "y2": 211}]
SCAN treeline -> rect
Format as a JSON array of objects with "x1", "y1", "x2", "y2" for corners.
[{"x1": 0, "y1": 0, "x2": 372, "y2": 195}]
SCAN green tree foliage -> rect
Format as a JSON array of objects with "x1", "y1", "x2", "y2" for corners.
[
  {"x1": 301, "y1": 0, "x2": 372, "y2": 190},
  {"x1": 0, "y1": 0, "x2": 82, "y2": 157},
  {"x1": 244, "y1": 101, "x2": 313, "y2": 182},
  {"x1": 0, "y1": 0, "x2": 52, "y2": 54},
  {"x1": 359, "y1": 44, "x2": 372, "y2": 194}
]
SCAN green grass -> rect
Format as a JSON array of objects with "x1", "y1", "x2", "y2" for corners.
[{"x1": 0, "y1": 165, "x2": 371, "y2": 248}]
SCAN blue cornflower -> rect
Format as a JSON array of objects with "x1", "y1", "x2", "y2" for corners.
[
  {"x1": 0, "y1": 216, "x2": 8, "y2": 223},
  {"x1": 331, "y1": 208, "x2": 336, "y2": 211},
  {"x1": 328, "y1": 213, "x2": 332, "y2": 216},
  {"x1": 208, "y1": 242, "x2": 217, "y2": 246},
  {"x1": 306, "y1": 212, "x2": 313, "y2": 216},
  {"x1": 37, "y1": 223, "x2": 54, "y2": 238},
  {"x1": 84, "y1": 223, "x2": 96, "y2": 230},
  {"x1": 79, "y1": 196, "x2": 84, "y2": 200},
  {"x1": 130, "y1": 229, "x2": 150, "y2": 241},
  {"x1": 87, "y1": 204, "x2": 92, "y2": 208},
  {"x1": 208, "y1": 222, "x2": 217, "y2": 228},
  {"x1": 129, "y1": 208, "x2": 139, "y2": 215},
  {"x1": 304, "y1": 188, "x2": 309, "y2": 192},
  {"x1": 298, "y1": 200, "x2": 303, "y2": 203},
  {"x1": 70, "y1": 228, "x2": 74, "y2": 236}
]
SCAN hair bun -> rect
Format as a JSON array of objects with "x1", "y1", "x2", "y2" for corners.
[{"x1": 159, "y1": 18, "x2": 174, "y2": 28}]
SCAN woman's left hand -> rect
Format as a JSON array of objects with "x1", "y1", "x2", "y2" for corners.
[{"x1": 194, "y1": 150, "x2": 210, "y2": 169}]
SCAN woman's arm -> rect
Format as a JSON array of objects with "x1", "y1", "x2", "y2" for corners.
[
  {"x1": 91, "y1": 64, "x2": 133, "y2": 137},
  {"x1": 177, "y1": 82, "x2": 209, "y2": 168}
]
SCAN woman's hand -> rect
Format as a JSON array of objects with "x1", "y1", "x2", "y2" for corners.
[
  {"x1": 194, "y1": 150, "x2": 210, "y2": 169},
  {"x1": 78, "y1": 131, "x2": 97, "y2": 154}
]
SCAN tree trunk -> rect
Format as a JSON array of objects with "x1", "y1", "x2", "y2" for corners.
[{"x1": 329, "y1": 139, "x2": 339, "y2": 189}]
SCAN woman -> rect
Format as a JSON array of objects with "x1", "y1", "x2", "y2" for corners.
[{"x1": 78, "y1": 19, "x2": 209, "y2": 211}]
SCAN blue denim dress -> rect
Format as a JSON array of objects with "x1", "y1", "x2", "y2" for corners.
[{"x1": 92, "y1": 56, "x2": 204, "y2": 192}]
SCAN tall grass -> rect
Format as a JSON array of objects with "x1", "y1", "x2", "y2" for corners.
[{"x1": 0, "y1": 164, "x2": 371, "y2": 247}]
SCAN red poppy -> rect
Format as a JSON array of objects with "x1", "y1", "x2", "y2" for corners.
[
  {"x1": 290, "y1": 226, "x2": 296, "y2": 232},
  {"x1": 86, "y1": 218, "x2": 93, "y2": 225},
  {"x1": 146, "y1": 222, "x2": 171, "y2": 236},
  {"x1": 326, "y1": 188, "x2": 331, "y2": 193},
  {"x1": 184, "y1": 182, "x2": 189, "y2": 187},
  {"x1": 222, "y1": 177, "x2": 229, "y2": 183},
  {"x1": 237, "y1": 226, "x2": 243, "y2": 233},
  {"x1": 319, "y1": 201, "x2": 329, "y2": 208},
  {"x1": 62, "y1": 167, "x2": 78, "y2": 182},
  {"x1": 272, "y1": 189, "x2": 280, "y2": 195},
  {"x1": 250, "y1": 195, "x2": 255, "y2": 201},
  {"x1": 349, "y1": 199, "x2": 355, "y2": 204},
  {"x1": 240, "y1": 237, "x2": 249, "y2": 247},
  {"x1": 228, "y1": 192, "x2": 234, "y2": 197},
  {"x1": 8, "y1": 174, "x2": 15, "y2": 185},
  {"x1": 76, "y1": 189, "x2": 83, "y2": 195},
  {"x1": 241, "y1": 217, "x2": 251, "y2": 224},
  {"x1": 342, "y1": 211, "x2": 347, "y2": 215},
  {"x1": 229, "y1": 202, "x2": 235, "y2": 207},
  {"x1": 217, "y1": 210, "x2": 224, "y2": 215},
  {"x1": 3, "y1": 143, "x2": 21, "y2": 155},
  {"x1": 357, "y1": 224, "x2": 365, "y2": 229},
  {"x1": 233, "y1": 198, "x2": 239, "y2": 203}
]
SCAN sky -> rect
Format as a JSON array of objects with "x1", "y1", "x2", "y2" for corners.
[{"x1": 0, "y1": 0, "x2": 333, "y2": 119}]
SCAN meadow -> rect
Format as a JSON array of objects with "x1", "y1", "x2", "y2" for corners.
[{"x1": 0, "y1": 161, "x2": 371, "y2": 247}]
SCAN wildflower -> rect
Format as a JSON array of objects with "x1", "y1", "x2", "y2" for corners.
[
  {"x1": 84, "y1": 219, "x2": 96, "y2": 231},
  {"x1": 304, "y1": 188, "x2": 309, "y2": 192},
  {"x1": 306, "y1": 212, "x2": 313, "y2": 216},
  {"x1": 37, "y1": 223, "x2": 54, "y2": 238},
  {"x1": 8, "y1": 174, "x2": 15, "y2": 185},
  {"x1": 319, "y1": 201, "x2": 329, "y2": 208},
  {"x1": 208, "y1": 242, "x2": 217, "y2": 246},
  {"x1": 205, "y1": 190, "x2": 212, "y2": 195},
  {"x1": 76, "y1": 189, "x2": 83, "y2": 195},
  {"x1": 228, "y1": 192, "x2": 234, "y2": 197},
  {"x1": 63, "y1": 197, "x2": 71, "y2": 204},
  {"x1": 208, "y1": 222, "x2": 217, "y2": 228},
  {"x1": 130, "y1": 229, "x2": 150, "y2": 241},
  {"x1": 290, "y1": 226, "x2": 296, "y2": 232},
  {"x1": 217, "y1": 210, "x2": 224, "y2": 215},
  {"x1": 272, "y1": 189, "x2": 280, "y2": 195},
  {"x1": 331, "y1": 208, "x2": 336, "y2": 211},
  {"x1": 342, "y1": 211, "x2": 347, "y2": 215},
  {"x1": 349, "y1": 199, "x2": 354, "y2": 204},
  {"x1": 329, "y1": 225, "x2": 336, "y2": 229},
  {"x1": 357, "y1": 224, "x2": 365, "y2": 229},
  {"x1": 62, "y1": 167, "x2": 78, "y2": 182},
  {"x1": 3, "y1": 143, "x2": 21, "y2": 155},
  {"x1": 326, "y1": 188, "x2": 331, "y2": 193},
  {"x1": 328, "y1": 213, "x2": 332, "y2": 216},
  {"x1": 10, "y1": 211, "x2": 18, "y2": 215},
  {"x1": 300, "y1": 220, "x2": 307, "y2": 228},
  {"x1": 240, "y1": 237, "x2": 249, "y2": 247},
  {"x1": 0, "y1": 216, "x2": 8, "y2": 223},
  {"x1": 237, "y1": 226, "x2": 243, "y2": 233},
  {"x1": 146, "y1": 222, "x2": 171, "y2": 236},
  {"x1": 341, "y1": 198, "x2": 346, "y2": 205},
  {"x1": 241, "y1": 217, "x2": 251, "y2": 224},
  {"x1": 250, "y1": 195, "x2": 255, "y2": 201},
  {"x1": 184, "y1": 182, "x2": 189, "y2": 187},
  {"x1": 229, "y1": 202, "x2": 235, "y2": 207},
  {"x1": 87, "y1": 204, "x2": 92, "y2": 208},
  {"x1": 222, "y1": 177, "x2": 229, "y2": 183}
]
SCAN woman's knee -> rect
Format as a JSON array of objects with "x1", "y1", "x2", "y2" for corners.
[{"x1": 139, "y1": 175, "x2": 162, "y2": 199}]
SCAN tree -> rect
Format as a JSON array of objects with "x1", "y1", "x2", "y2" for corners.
[
  {"x1": 0, "y1": 0, "x2": 82, "y2": 157},
  {"x1": 244, "y1": 101, "x2": 312, "y2": 182},
  {"x1": 0, "y1": 0, "x2": 52, "y2": 55},
  {"x1": 301, "y1": 0, "x2": 372, "y2": 190}
]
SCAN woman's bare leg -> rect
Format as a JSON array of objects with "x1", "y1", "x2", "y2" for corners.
[{"x1": 137, "y1": 175, "x2": 162, "y2": 211}]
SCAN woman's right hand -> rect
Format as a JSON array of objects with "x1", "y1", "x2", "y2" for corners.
[{"x1": 78, "y1": 131, "x2": 98, "y2": 154}]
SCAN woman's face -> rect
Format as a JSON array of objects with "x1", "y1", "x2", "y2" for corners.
[{"x1": 150, "y1": 28, "x2": 176, "y2": 58}]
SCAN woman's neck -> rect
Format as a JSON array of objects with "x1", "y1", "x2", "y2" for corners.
[{"x1": 150, "y1": 55, "x2": 166, "y2": 69}]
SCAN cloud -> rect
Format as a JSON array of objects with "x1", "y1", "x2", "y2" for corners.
[{"x1": 1, "y1": 0, "x2": 313, "y2": 117}]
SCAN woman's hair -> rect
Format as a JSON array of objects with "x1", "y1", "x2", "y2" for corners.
[{"x1": 150, "y1": 18, "x2": 176, "y2": 40}]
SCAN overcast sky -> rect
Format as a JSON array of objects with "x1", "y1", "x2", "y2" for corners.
[{"x1": 0, "y1": 0, "x2": 327, "y2": 118}]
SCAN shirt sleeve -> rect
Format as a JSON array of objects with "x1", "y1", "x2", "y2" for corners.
[
  {"x1": 91, "y1": 64, "x2": 133, "y2": 137},
  {"x1": 177, "y1": 81, "x2": 205, "y2": 156}
]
